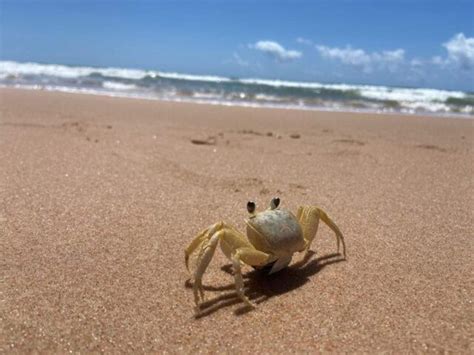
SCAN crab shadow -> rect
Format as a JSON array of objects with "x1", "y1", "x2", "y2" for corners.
[{"x1": 185, "y1": 252, "x2": 345, "y2": 318}]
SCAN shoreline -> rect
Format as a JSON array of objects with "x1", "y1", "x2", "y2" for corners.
[
  {"x1": 1, "y1": 84, "x2": 472, "y2": 120},
  {"x1": 1, "y1": 88, "x2": 472, "y2": 353}
]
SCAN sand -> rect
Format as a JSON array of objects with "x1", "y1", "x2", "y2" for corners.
[{"x1": 1, "y1": 88, "x2": 472, "y2": 353}]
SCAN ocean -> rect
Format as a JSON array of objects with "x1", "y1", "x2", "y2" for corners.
[{"x1": 1, "y1": 60, "x2": 473, "y2": 117}]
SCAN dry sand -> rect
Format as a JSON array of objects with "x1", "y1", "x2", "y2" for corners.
[{"x1": 1, "y1": 88, "x2": 473, "y2": 353}]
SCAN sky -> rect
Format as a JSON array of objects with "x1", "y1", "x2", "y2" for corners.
[{"x1": 1, "y1": 0, "x2": 473, "y2": 91}]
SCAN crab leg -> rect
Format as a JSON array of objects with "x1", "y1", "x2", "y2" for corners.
[
  {"x1": 297, "y1": 206, "x2": 346, "y2": 258},
  {"x1": 193, "y1": 229, "x2": 222, "y2": 306},
  {"x1": 185, "y1": 225, "x2": 214, "y2": 271},
  {"x1": 231, "y1": 247, "x2": 271, "y2": 308},
  {"x1": 186, "y1": 222, "x2": 271, "y2": 310}
]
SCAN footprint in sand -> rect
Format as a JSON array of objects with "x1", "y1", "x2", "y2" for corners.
[
  {"x1": 416, "y1": 144, "x2": 447, "y2": 152},
  {"x1": 333, "y1": 138, "x2": 366, "y2": 146},
  {"x1": 190, "y1": 136, "x2": 217, "y2": 145},
  {"x1": 62, "y1": 121, "x2": 87, "y2": 133},
  {"x1": 289, "y1": 183, "x2": 306, "y2": 190},
  {"x1": 238, "y1": 129, "x2": 264, "y2": 136}
]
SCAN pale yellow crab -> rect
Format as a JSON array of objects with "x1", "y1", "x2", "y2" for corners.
[{"x1": 185, "y1": 197, "x2": 346, "y2": 310}]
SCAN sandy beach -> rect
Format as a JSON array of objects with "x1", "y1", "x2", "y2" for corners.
[{"x1": 1, "y1": 88, "x2": 472, "y2": 352}]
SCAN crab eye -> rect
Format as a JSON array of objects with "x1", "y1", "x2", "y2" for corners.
[
  {"x1": 247, "y1": 201, "x2": 256, "y2": 214},
  {"x1": 270, "y1": 197, "x2": 280, "y2": 209}
]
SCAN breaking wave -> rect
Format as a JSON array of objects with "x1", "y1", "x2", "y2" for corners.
[{"x1": 1, "y1": 60, "x2": 472, "y2": 117}]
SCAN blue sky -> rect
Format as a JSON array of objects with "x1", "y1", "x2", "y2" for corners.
[{"x1": 1, "y1": 0, "x2": 473, "y2": 90}]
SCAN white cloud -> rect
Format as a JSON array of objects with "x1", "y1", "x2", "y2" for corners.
[
  {"x1": 251, "y1": 40, "x2": 302, "y2": 61},
  {"x1": 410, "y1": 58, "x2": 423, "y2": 67},
  {"x1": 296, "y1": 37, "x2": 313, "y2": 46},
  {"x1": 316, "y1": 45, "x2": 371, "y2": 66},
  {"x1": 431, "y1": 55, "x2": 448, "y2": 66},
  {"x1": 442, "y1": 33, "x2": 474, "y2": 70},
  {"x1": 375, "y1": 49, "x2": 405, "y2": 63},
  {"x1": 316, "y1": 45, "x2": 405, "y2": 72}
]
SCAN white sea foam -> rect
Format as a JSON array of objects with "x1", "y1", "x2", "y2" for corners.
[
  {"x1": 355, "y1": 86, "x2": 471, "y2": 113},
  {"x1": 192, "y1": 92, "x2": 224, "y2": 99},
  {"x1": 239, "y1": 78, "x2": 326, "y2": 89},
  {"x1": 102, "y1": 81, "x2": 137, "y2": 90},
  {"x1": 357, "y1": 86, "x2": 465, "y2": 103},
  {"x1": 400, "y1": 101, "x2": 451, "y2": 113},
  {"x1": 238, "y1": 77, "x2": 386, "y2": 92},
  {"x1": 239, "y1": 77, "x2": 468, "y2": 102},
  {"x1": 254, "y1": 94, "x2": 284, "y2": 101},
  {"x1": 0, "y1": 60, "x2": 233, "y2": 83},
  {"x1": 157, "y1": 71, "x2": 231, "y2": 82},
  {"x1": 0, "y1": 60, "x2": 150, "y2": 80}
]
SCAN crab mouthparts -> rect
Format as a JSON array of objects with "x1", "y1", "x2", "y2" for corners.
[{"x1": 253, "y1": 255, "x2": 292, "y2": 274}]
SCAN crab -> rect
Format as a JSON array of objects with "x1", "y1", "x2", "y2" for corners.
[{"x1": 185, "y1": 197, "x2": 346, "y2": 310}]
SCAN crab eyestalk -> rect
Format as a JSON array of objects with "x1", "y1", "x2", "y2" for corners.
[
  {"x1": 247, "y1": 201, "x2": 256, "y2": 215},
  {"x1": 270, "y1": 197, "x2": 280, "y2": 210}
]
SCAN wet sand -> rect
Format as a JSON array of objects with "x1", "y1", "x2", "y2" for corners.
[{"x1": 1, "y1": 88, "x2": 472, "y2": 352}]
